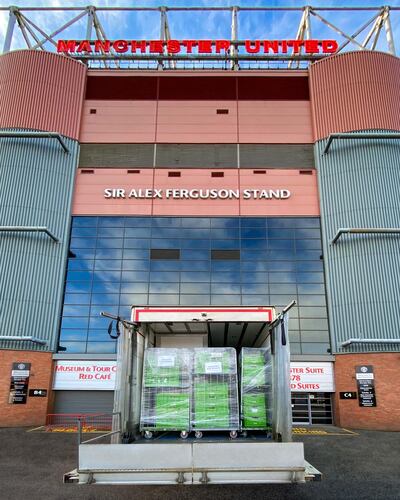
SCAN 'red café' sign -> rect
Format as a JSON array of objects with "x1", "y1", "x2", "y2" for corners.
[{"x1": 57, "y1": 39, "x2": 338, "y2": 55}]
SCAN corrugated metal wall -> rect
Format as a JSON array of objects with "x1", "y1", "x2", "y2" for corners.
[
  {"x1": 315, "y1": 132, "x2": 400, "y2": 353},
  {"x1": 0, "y1": 132, "x2": 79, "y2": 351}
]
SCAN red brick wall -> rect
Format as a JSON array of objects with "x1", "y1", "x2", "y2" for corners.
[
  {"x1": 0, "y1": 350, "x2": 54, "y2": 427},
  {"x1": 334, "y1": 353, "x2": 400, "y2": 431}
]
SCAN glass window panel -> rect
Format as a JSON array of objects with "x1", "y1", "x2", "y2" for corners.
[
  {"x1": 296, "y1": 261, "x2": 323, "y2": 272},
  {"x1": 299, "y1": 306, "x2": 327, "y2": 318},
  {"x1": 211, "y1": 239, "x2": 240, "y2": 250},
  {"x1": 180, "y1": 271, "x2": 210, "y2": 283},
  {"x1": 181, "y1": 239, "x2": 210, "y2": 249},
  {"x1": 66, "y1": 270, "x2": 93, "y2": 281},
  {"x1": 267, "y1": 217, "x2": 320, "y2": 229},
  {"x1": 181, "y1": 228, "x2": 210, "y2": 239},
  {"x1": 210, "y1": 218, "x2": 239, "y2": 228},
  {"x1": 241, "y1": 227, "x2": 266, "y2": 238},
  {"x1": 124, "y1": 227, "x2": 152, "y2": 238},
  {"x1": 268, "y1": 239, "x2": 294, "y2": 250},
  {"x1": 99, "y1": 227, "x2": 124, "y2": 238},
  {"x1": 64, "y1": 293, "x2": 91, "y2": 304},
  {"x1": 269, "y1": 284, "x2": 297, "y2": 295},
  {"x1": 268, "y1": 249, "x2": 295, "y2": 260},
  {"x1": 267, "y1": 228, "x2": 295, "y2": 239},
  {"x1": 94, "y1": 260, "x2": 122, "y2": 271},
  {"x1": 60, "y1": 330, "x2": 88, "y2": 341},
  {"x1": 121, "y1": 271, "x2": 149, "y2": 282},
  {"x1": 181, "y1": 218, "x2": 210, "y2": 228},
  {"x1": 96, "y1": 238, "x2": 124, "y2": 249},
  {"x1": 61, "y1": 317, "x2": 89, "y2": 329},
  {"x1": 92, "y1": 281, "x2": 121, "y2": 293},
  {"x1": 90, "y1": 305, "x2": 119, "y2": 317},
  {"x1": 71, "y1": 227, "x2": 97, "y2": 237},
  {"x1": 289, "y1": 331, "x2": 300, "y2": 342},
  {"x1": 241, "y1": 261, "x2": 268, "y2": 272},
  {"x1": 211, "y1": 272, "x2": 238, "y2": 283},
  {"x1": 295, "y1": 250, "x2": 322, "y2": 261},
  {"x1": 65, "y1": 282, "x2": 92, "y2": 293},
  {"x1": 210, "y1": 228, "x2": 240, "y2": 239},
  {"x1": 180, "y1": 295, "x2": 211, "y2": 305},
  {"x1": 297, "y1": 283, "x2": 325, "y2": 294},
  {"x1": 211, "y1": 283, "x2": 241, "y2": 294},
  {"x1": 88, "y1": 330, "x2": 117, "y2": 342},
  {"x1": 152, "y1": 217, "x2": 181, "y2": 227},
  {"x1": 211, "y1": 295, "x2": 241, "y2": 305},
  {"x1": 149, "y1": 282, "x2": 180, "y2": 293},
  {"x1": 149, "y1": 294, "x2": 179, "y2": 305},
  {"x1": 151, "y1": 227, "x2": 181, "y2": 239},
  {"x1": 269, "y1": 272, "x2": 297, "y2": 283},
  {"x1": 301, "y1": 343, "x2": 330, "y2": 355},
  {"x1": 241, "y1": 218, "x2": 266, "y2": 228},
  {"x1": 68, "y1": 259, "x2": 94, "y2": 271},
  {"x1": 300, "y1": 318, "x2": 329, "y2": 330},
  {"x1": 301, "y1": 331, "x2": 330, "y2": 343},
  {"x1": 121, "y1": 282, "x2": 148, "y2": 294},
  {"x1": 151, "y1": 239, "x2": 181, "y2": 249},
  {"x1": 120, "y1": 293, "x2": 148, "y2": 305},
  {"x1": 295, "y1": 239, "x2": 322, "y2": 250},
  {"x1": 299, "y1": 295, "x2": 327, "y2": 307},
  {"x1": 95, "y1": 248, "x2": 123, "y2": 259},
  {"x1": 150, "y1": 260, "x2": 180, "y2": 272},
  {"x1": 118, "y1": 305, "x2": 132, "y2": 317},
  {"x1": 290, "y1": 343, "x2": 301, "y2": 354},
  {"x1": 122, "y1": 260, "x2": 149, "y2": 271},
  {"x1": 297, "y1": 272, "x2": 324, "y2": 283},
  {"x1": 98, "y1": 217, "x2": 124, "y2": 227},
  {"x1": 91, "y1": 294, "x2": 120, "y2": 305},
  {"x1": 124, "y1": 217, "x2": 152, "y2": 227},
  {"x1": 72, "y1": 217, "x2": 98, "y2": 227},
  {"x1": 241, "y1": 284, "x2": 268, "y2": 294},
  {"x1": 267, "y1": 261, "x2": 297, "y2": 272},
  {"x1": 180, "y1": 261, "x2": 210, "y2": 271},
  {"x1": 149, "y1": 271, "x2": 179, "y2": 282},
  {"x1": 89, "y1": 316, "x2": 112, "y2": 329},
  {"x1": 123, "y1": 238, "x2": 151, "y2": 249},
  {"x1": 241, "y1": 272, "x2": 268, "y2": 283},
  {"x1": 289, "y1": 318, "x2": 300, "y2": 330},
  {"x1": 69, "y1": 248, "x2": 96, "y2": 259},
  {"x1": 70, "y1": 238, "x2": 96, "y2": 248},
  {"x1": 270, "y1": 294, "x2": 296, "y2": 306},
  {"x1": 241, "y1": 295, "x2": 269, "y2": 305},
  {"x1": 62, "y1": 305, "x2": 90, "y2": 317},
  {"x1": 211, "y1": 261, "x2": 240, "y2": 272},
  {"x1": 86, "y1": 342, "x2": 117, "y2": 354},
  {"x1": 180, "y1": 282, "x2": 210, "y2": 294},
  {"x1": 93, "y1": 270, "x2": 121, "y2": 281},
  {"x1": 181, "y1": 249, "x2": 210, "y2": 260},
  {"x1": 122, "y1": 249, "x2": 149, "y2": 259},
  {"x1": 58, "y1": 342, "x2": 87, "y2": 353},
  {"x1": 295, "y1": 228, "x2": 321, "y2": 239},
  {"x1": 241, "y1": 239, "x2": 268, "y2": 250}
]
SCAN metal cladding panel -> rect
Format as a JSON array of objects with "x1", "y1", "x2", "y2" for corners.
[
  {"x1": 79, "y1": 143, "x2": 154, "y2": 168},
  {"x1": 315, "y1": 132, "x2": 400, "y2": 353},
  {"x1": 0, "y1": 132, "x2": 79, "y2": 351},
  {"x1": 0, "y1": 50, "x2": 86, "y2": 140},
  {"x1": 310, "y1": 51, "x2": 400, "y2": 141}
]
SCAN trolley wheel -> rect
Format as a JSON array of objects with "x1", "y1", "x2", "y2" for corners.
[
  {"x1": 144, "y1": 431, "x2": 153, "y2": 439},
  {"x1": 180, "y1": 431, "x2": 189, "y2": 439},
  {"x1": 195, "y1": 431, "x2": 203, "y2": 439},
  {"x1": 229, "y1": 431, "x2": 238, "y2": 439}
]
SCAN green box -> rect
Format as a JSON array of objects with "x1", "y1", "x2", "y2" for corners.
[{"x1": 154, "y1": 392, "x2": 190, "y2": 430}]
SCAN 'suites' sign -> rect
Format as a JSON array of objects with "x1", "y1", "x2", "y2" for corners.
[
  {"x1": 290, "y1": 362, "x2": 334, "y2": 392},
  {"x1": 57, "y1": 39, "x2": 338, "y2": 55}
]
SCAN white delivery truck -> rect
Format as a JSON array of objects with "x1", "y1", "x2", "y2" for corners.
[{"x1": 68, "y1": 304, "x2": 321, "y2": 485}]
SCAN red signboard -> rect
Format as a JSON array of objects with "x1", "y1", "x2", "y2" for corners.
[{"x1": 57, "y1": 39, "x2": 338, "y2": 55}]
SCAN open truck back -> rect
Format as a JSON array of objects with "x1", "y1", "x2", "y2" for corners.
[{"x1": 72, "y1": 305, "x2": 321, "y2": 485}]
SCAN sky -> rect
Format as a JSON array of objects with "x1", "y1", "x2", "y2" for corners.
[{"x1": 0, "y1": 0, "x2": 400, "y2": 57}]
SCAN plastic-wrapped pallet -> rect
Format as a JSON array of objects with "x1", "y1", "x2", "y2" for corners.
[
  {"x1": 191, "y1": 348, "x2": 239, "y2": 433},
  {"x1": 240, "y1": 348, "x2": 272, "y2": 431},
  {"x1": 140, "y1": 348, "x2": 191, "y2": 434}
]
